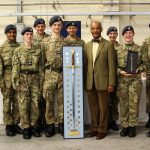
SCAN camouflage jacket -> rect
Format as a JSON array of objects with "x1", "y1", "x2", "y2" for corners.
[
  {"x1": 141, "y1": 36, "x2": 150, "y2": 73},
  {"x1": 113, "y1": 41, "x2": 120, "y2": 49},
  {"x1": 64, "y1": 36, "x2": 85, "y2": 47},
  {"x1": 33, "y1": 32, "x2": 49, "y2": 49},
  {"x1": 116, "y1": 42, "x2": 146, "y2": 76},
  {"x1": 0, "y1": 40, "x2": 20, "y2": 80},
  {"x1": 12, "y1": 44, "x2": 43, "y2": 89},
  {"x1": 41, "y1": 36, "x2": 66, "y2": 71}
]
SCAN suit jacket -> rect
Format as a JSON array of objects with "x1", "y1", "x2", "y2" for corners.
[{"x1": 84, "y1": 38, "x2": 116, "y2": 91}]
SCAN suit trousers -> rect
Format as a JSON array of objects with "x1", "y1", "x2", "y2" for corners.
[{"x1": 87, "y1": 88, "x2": 108, "y2": 134}]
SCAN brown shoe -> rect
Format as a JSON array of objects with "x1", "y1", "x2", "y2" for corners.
[
  {"x1": 89, "y1": 130, "x2": 97, "y2": 137},
  {"x1": 96, "y1": 132, "x2": 106, "y2": 140}
]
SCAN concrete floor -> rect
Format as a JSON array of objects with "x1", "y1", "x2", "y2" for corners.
[{"x1": 0, "y1": 123, "x2": 150, "y2": 150}]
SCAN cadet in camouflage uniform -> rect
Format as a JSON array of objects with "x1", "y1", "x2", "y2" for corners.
[
  {"x1": 106, "y1": 26, "x2": 119, "y2": 131},
  {"x1": 12, "y1": 27, "x2": 43, "y2": 139},
  {"x1": 107, "y1": 26, "x2": 120, "y2": 47},
  {"x1": 64, "y1": 21, "x2": 85, "y2": 47},
  {"x1": 116, "y1": 26, "x2": 145, "y2": 137},
  {"x1": 33, "y1": 18, "x2": 49, "y2": 47},
  {"x1": 41, "y1": 15, "x2": 65, "y2": 137},
  {"x1": 0, "y1": 24, "x2": 23, "y2": 136},
  {"x1": 141, "y1": 36, "x2": 150, "y2": 137},
  {"x1": 33, "y1": 18, "x2": 49, "y2": 131}
]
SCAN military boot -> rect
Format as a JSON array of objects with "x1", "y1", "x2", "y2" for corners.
[
  {"x1": 110, "y1": 120, "x2": 119, "y2": 131},
  {"x1": 146, "y1": 131, "x2": 150, "y2": 137},
  {"x1": 23, "y1": 128, "x2": 31, "y2": 139},
  {"x1": 120, "y1": 127, "x2": 129, "y2": 137},
  {"x1": 145, "y1": 113, "x2": 150, "y2": 128},
  {"x1": 107, "y1": 121, "x2": 111, "y2": 130},
  {"x1": 14, "y1": 124, "x2": 23, "y2": 134},
  {"x1": 128, "y1": 126, "x2": 136, "y2": 137},
  {"x1": 58, "y1": 123, "x2": 64, "y2": 135},
  {"x1": 45, "y1": 124, "x2": 55, "y2": 137},
  {"x1": 5, "y1": 125, "x2": 16, "y2": 137},
  {"x1": 31, "y1": 127, "x2": 41, "y2": 137}
]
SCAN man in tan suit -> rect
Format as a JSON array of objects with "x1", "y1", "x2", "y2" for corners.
[{"x1": 84, "y1": 21, "x2": 116, "y2": 140}]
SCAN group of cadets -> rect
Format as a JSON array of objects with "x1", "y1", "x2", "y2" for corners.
[
  {"x1": 106, "y1": 25, "x2": 149, "y2": 138},
  {"x1": 0, "y1": 15, "x2": 150, "y2": 140}
]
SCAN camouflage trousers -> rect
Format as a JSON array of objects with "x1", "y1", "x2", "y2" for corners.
[
  {"x1": 117, "y1": 77, "x2": 142, "y2": 127},
  {"x1": 43, "y1": 70, "x2": 63, "y2": 125},
  {"x1": 1, "y1": 70, "x2": 20, "y2": 125},
  {"x1": 146, "y1": 74, "x2": 150, "y2": 113},
  {"x1": 38, "y1": 96, "x2": 46, "y2": 127},
  {"x1": 17, "y1": 73, "x2": 40, "y2": 129},
  {"x1": 108, "y1": 89, "x2": 119, "y2": 121}
]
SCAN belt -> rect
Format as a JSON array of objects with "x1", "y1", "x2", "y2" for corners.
[
  {"x1": 3, "y1": 66, "x2": 12, "y2": 70},
  {"x1": 20, "y1": 70, "x2": 39, "y2": 75},
  {"x1": 45, "y1": 66, "x2": 62, "y2": 73},
  {"x1": 120, "y1": 73, "x2": 141, "y2": 78}
]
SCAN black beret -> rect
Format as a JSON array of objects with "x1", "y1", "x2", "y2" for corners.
[
  {"x1": 65, "y1": 21, "x2": 78, "y2": 28},
  {"x1": 4, "y1": 24, "x2": 17, "y2": 34},
  {"x1": 49, "y1": 15, "x2": 63, "y2": 26},
  {"x1": 122, "y1": 25, "x2": 134, "y2": 35},
  {"x1": 33, "y1": 18, "x2": 45, "y2": 27},
  {"x1": 21, "y1": 27, "x2": 33, "y2": 35},
  {"x1": 107, "y1": 26, "x2": 118, "y2": 35}
]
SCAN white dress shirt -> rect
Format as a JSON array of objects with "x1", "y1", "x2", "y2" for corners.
[{"x1": 92, "y1": 37, "x2": 101, "y2": 67}]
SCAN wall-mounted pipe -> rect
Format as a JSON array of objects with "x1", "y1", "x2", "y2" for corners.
[
  {"x1": 0, "y1": 11, "x2": 150, "y2": 17},
  {"x1": 0, "y1": 2, "x2": 150, "y2": 6}
]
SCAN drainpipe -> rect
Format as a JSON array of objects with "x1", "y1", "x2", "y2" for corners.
[
  {"x1": 15, "y1": 0, "x2": 24, "y2": 43},
  {"x1": 16, "y1": 0, "x2": 22, "y2": 23}
]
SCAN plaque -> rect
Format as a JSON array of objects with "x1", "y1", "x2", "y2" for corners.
[
  {"x1": 63, "y1": 46, "x2": 84, "y2": 139},
  {"x1": 125, "y1": 51, "x2": 139, "y2": 74}
]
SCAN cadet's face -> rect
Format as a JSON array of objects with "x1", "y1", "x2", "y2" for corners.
[
  {"x1": 51, "y1": 21, "x2": 63, "y2": 34},
  {"x1": 6, "y1": 29, "x2": 16, "y2": 41},
  {"x1": 23, "y1": 32, "x2": 33, "y2": 43},
  {"x1": 90, "y1": 22, "x2": 102, "y2": 39},
  {"x1": 123, "y1": 31, "x2": 134, "y2": 43},
  {"x1": 66, "y1": 26, "x2": 78, "y2": 36},
  {"x1": 108, "y1": 31, "x2": 118, "y2": 42},
  {"x1": 35, "y1": 24, "x2": 46, "y2": 34}
]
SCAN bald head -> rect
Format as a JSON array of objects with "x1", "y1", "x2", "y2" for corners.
[
  {"x1": 91, "y1": 21, "x2": 102, "y2": 29},
  {"x1": 90, "y1": 21, "x2": 103, "y2": 39}
]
